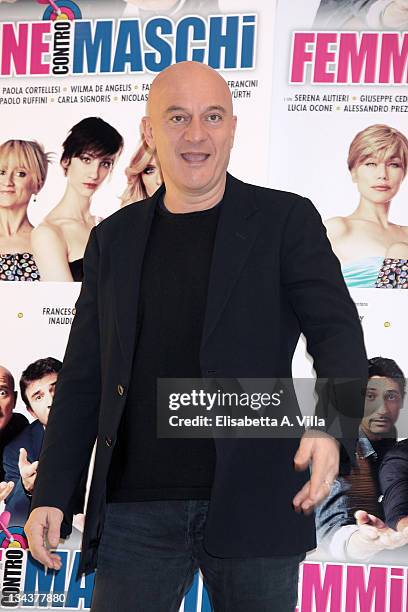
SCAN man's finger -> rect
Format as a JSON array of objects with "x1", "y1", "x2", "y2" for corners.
[
  {"x1": 25, "y1": 522, "x2": 62, "y2": 570},
  {"x1": 358, "y1": 525, "x2": 381, "y2": 542},
  {"x1": 0, "y1": 481, "x2": 14, "y2": 502},
  {"x1": 18, "y1": 448, "x2": 29, "y2": 468},
  {"x1": 292, "y1": 481, "x2": 310, "y2": 511},
  {"x1": 354, "y1": 510, "x2": 370, "y2": 525},
  {"x1": 293, "y1": 440, "x2": 312, "y2": 472},
  {"x1": 20, "y1": 461, "x2": 38, "y2": 479},
  {"x1": 47, "y1": 522, "x2": 61, "y2": 549}
]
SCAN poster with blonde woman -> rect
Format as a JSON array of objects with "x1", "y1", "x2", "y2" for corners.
[
  {"x1": 121, "y1": 140, "x2": 162, "y2": 207},
  {"x1": 325, "y1": 125, "x2": 408, "y2": 289},
  {"x1": 0, "y1": 140, "x2": 50, "y2": 281}
]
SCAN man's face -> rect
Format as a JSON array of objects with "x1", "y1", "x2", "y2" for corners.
[
  {"x1": 361, "y1": 376, "x2": 403, "y2": 439},
  {"x1": 143, "y1": 64, "x2": 237, "y2": 201},
  {"x1": 0, "y1": 367, "x2": 16, "y2": 430},
  {"x1": 25, "y1": 372, "x2": 58, "y2": 426}
]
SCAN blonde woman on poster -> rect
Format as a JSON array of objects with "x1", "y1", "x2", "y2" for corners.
[
  {"x1": 324, "y1": 124, "x2": 408, "y2": 288},
  {"x1": 121, "y1": 140, "x2": 162, "y2": 207},
  {"x1": 0, "y1": 140, "x2": 50, "y2": 281},
  {"x1": 31, "y1": 117, "x2": 123, "y2": 282}
]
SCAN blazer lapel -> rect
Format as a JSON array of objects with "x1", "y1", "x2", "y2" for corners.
[
  {"x1": 110, "y1": 187, "x2": 163, "y2": 365},
  {"x1": 201, "y1": 173, "x2": 259, "y2": 348}
]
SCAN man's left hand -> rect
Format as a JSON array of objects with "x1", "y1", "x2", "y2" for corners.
[{"x1": 292, "y1": 430, "x2": 339, "y2": 514}]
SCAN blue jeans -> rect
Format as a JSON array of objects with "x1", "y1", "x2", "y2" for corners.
[{"x1": 91, "y1": 500, "x2": 303, "y2": 612}]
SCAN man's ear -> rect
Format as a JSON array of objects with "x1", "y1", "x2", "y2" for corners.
[
  {"x1": 230, "y1": 115, "x2": 237, "y2": 149},
  {"x1": 142, "y1": 116, "x2": 155, "y2": 150}
]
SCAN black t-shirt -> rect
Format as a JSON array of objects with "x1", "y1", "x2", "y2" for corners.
[{"x1": 108, "y1": 199, "x2": 220, "y2": 501}]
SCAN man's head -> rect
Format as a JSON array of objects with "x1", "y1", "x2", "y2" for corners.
[
  {"x1": 361, "y1": 357, "x2": 405, "y2": 440},
  {"x1": 142, "y1": 61, "x2": 236, "y2": 206},
  {"x1": 20, "y1": 357, "x2": 62, "y2": 426},
  {"x1": 0, "y1": 366, "x2": 17, "y2": 430}
]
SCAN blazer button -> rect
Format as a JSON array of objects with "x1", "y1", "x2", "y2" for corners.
[
  {"x1": 105, "y1": 436, "x2": 113, "y2": 447},
  {"x1": 117, "y1": 384, "x2": 125, "y2": 396}
]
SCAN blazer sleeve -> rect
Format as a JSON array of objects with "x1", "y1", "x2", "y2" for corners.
[
  {"x1": 379, "y1": 442, "x2": 408, "y2": 530},
  {"x1": 3, "y1": 440, "x2": 31, "y2": 524},
  {"x1": 280, "y1": 196, "x2": 368, "y2": 465},
  {"x1": 31, "y1": 227, "x2": 101, "y2": 537}
]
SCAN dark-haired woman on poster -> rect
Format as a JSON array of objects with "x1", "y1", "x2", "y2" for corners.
[{"x1": 31, "y1": 117, "x2": 123, "y2": 282}]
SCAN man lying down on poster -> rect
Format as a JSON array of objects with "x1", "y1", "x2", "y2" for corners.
[
  {"x1": 315, "y1": 357, "x2": 408, "y2": 563},
  {"x1": 314, "y1": 0, "x2": 408, "y2": 29}
]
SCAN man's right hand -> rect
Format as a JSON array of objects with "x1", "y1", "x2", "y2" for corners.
[
  {"x1": 19, "y1": 448, "x2": 38, "y2": 492},
  {"x1": 346, "y1": 510, "x2": 408, "y2": 560},
  {"x1": 24, "y1": 507, "x2": 64, "y2": 570}
]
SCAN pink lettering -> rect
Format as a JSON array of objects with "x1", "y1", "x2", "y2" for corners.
[
  {"x1": 1, "y1": 23, "x2": 28, "y2": 76},
  {"x1": 300, "y1": 563, "x2": 342, "y2": 612},
  {"x1": 290, "y1": 33, "x2": 315, "y2": 83},
  {"x1": 30, "y1": 23, "x2": 51, "y2": 75},
  {"x1": 313, "y1": 33, "x2": 336, "y2": 83},
  {"x1": 337, "y1": 33, "x2": 377, "y2": 83},
  {"x1": 345, "y1": 566, "x2": 386, "y2": 612},
  {"x1": 379, "y1": 33, "x2": 408, "y2": 84}
]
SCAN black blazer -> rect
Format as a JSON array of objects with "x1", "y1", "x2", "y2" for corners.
[
  {"x1": 380, "y1": 438, "x2": 408, "y2": 530},
  {"x1": 4, "y1": 419, "x2": 44, "y2": 526},
  {"x1": 32, "y1": 173, "x2": 367, "y2": 575}
]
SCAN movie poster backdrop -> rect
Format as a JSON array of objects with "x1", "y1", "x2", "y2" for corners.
[
  {"x1": 1, "y1": 0, "x2": 407, "y2": 610},
  {"x1": 275, "y1": 2, "x2": 408, "y2": 611}
]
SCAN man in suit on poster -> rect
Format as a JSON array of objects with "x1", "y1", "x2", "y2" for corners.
[
  {"x1": 3, "y1": 357, "x2": 62, "y2": 525},
  {"x1": 0, "y1": 365, "x2": 28, "y2": 482},
  {"x1": 25, "y1": 61, "x2": 367, "y2": 612}
]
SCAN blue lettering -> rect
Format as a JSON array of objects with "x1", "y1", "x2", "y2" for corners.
[
  {"x1": 208, "y1": 16, "x2": 238, "y2": 69},
  {"x1": 175, "y1": 17, "x2": 205, "y2": 63},
  {"x1": 73, "y1": 21, "x2": 112, "y2": 74},
  {"x1": 144, "y1": 17, "x2": 173, "y2": 72},
  {"x1": 65, "y1": 552, "x2": 95, "y2": 608},
  {"x1": 112, "y1": 20, "x2": 143, "y2": 72},
  {"x1": 241, "y1": 15, "x2": 256, "y2": 68},
  {"x1": 23, "y1": 552, "x2": 67, "y2": 607}
]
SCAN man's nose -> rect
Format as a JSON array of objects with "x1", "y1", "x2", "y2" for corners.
[
  {"x1": 375, "y1": 399, "x2": 389, "y2": 415},
  {"x1": 184, "y1": 116, "x2": 206, "y2": 143},
  {"x1": 47, "y1": 389, "x2": 55, "y2": 407}
]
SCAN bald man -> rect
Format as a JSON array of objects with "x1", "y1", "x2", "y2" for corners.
[
  {"x1": 0, "y1": 366, "x2": 28, "y2": 482},
  {"x1": 26, "y1": 62, "x2": 367, "y2": 612}
]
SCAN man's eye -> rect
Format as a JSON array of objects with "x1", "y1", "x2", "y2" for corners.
[
  {"x1": 171, "y1": 115, "x2": 186, "y2": 123},
  {"x1": 366, "y1": 392, "x2": 376, "y2": 400},
  {"x1": 385, "y1": 391, "x2": 400, "y2": 401},
  {"x1": 207, "y1": 114, "x2": 222, "y2": 122}
]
